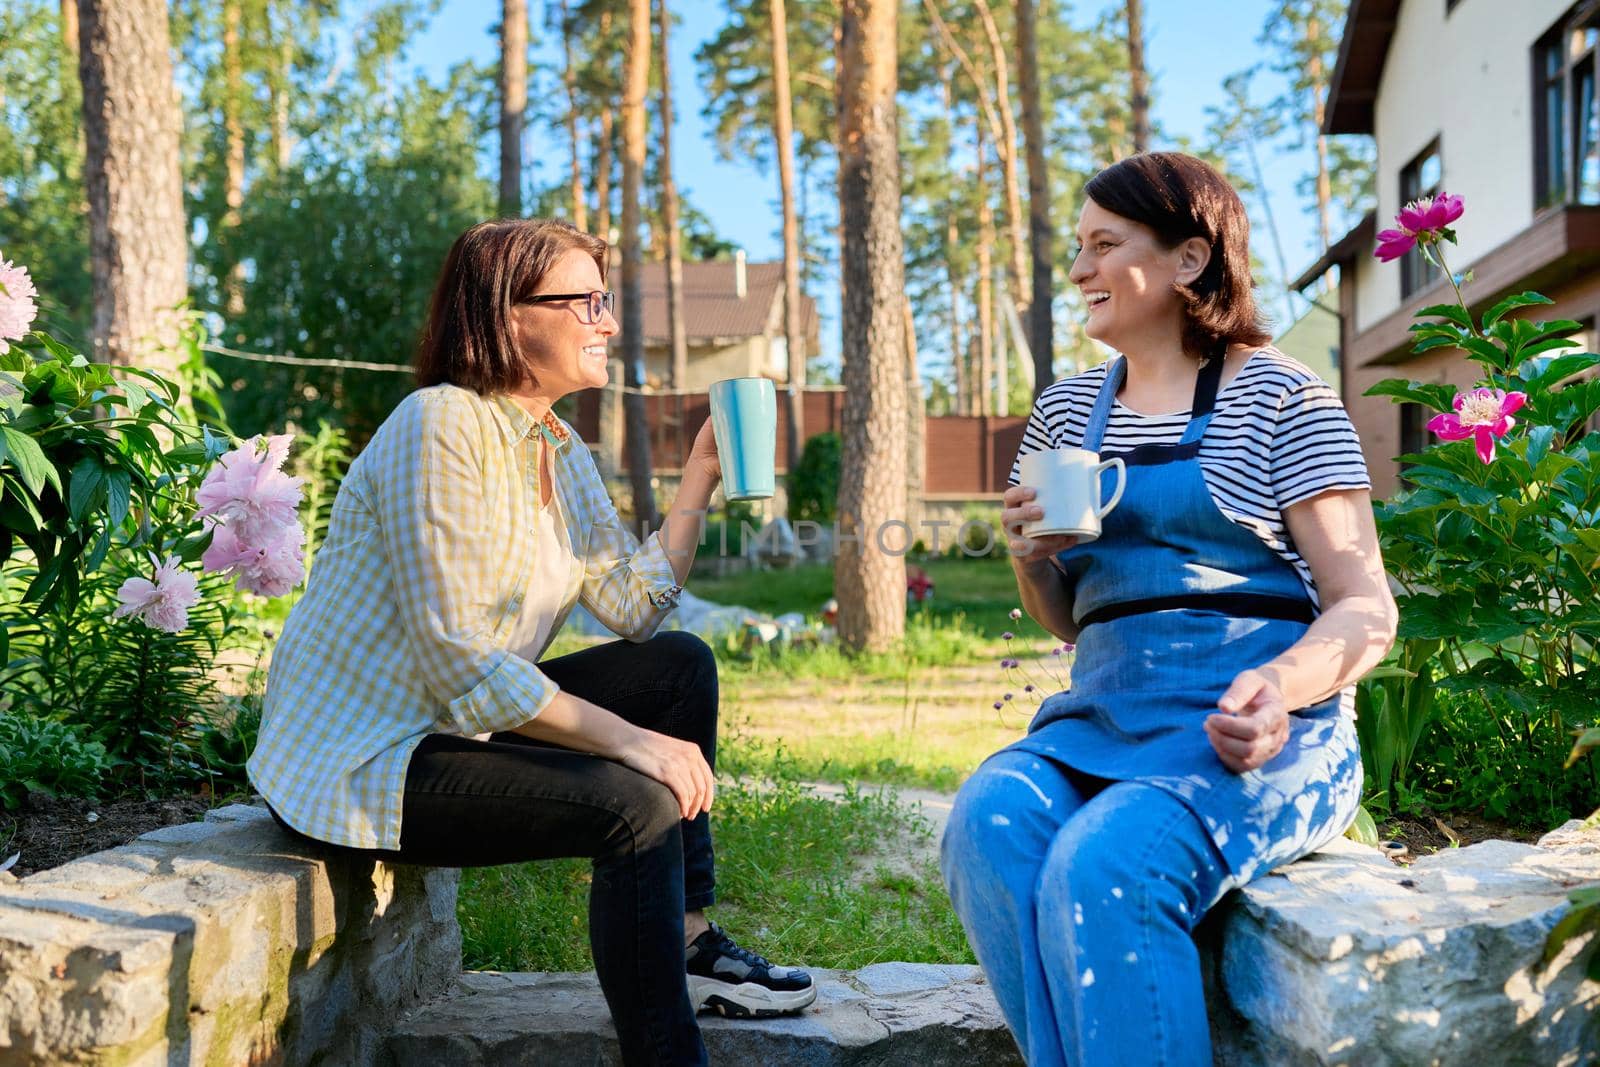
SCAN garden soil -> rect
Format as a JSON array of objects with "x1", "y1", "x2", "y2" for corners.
[{"x1": 0, "y1": 791, "x2": 216, "y2": 878}]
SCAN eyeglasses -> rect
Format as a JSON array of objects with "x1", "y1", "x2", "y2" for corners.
[{"x1": 521, "y1": 289, "x2": 615, "y2": 324}]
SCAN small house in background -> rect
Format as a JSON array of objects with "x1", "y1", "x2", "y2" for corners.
[
  {"x1": 1273, "y1": 283, "x2": 1343, "y2": 395},
  {"x1": 636, "y1": 252, "x2": 820, "y2": 391}
]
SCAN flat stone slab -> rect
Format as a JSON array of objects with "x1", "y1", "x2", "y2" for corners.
[
  {"x1": 388, "y1": 962, "x2": 1020, "y2": 1066},
  {"x1": 1211, "y1": 821, "x2": 1600, "y2": 1066}
]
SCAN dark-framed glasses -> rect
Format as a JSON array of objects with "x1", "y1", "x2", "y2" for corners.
[{"x1": 522, "y1": 289, "x2": 615, "y2": 324}]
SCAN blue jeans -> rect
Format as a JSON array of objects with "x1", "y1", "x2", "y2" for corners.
[{"x1": 941, "y1": 750, "x2": 1232, "y2": 1067}]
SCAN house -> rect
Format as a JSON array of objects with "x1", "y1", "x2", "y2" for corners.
[
  {"x1": 1273, "y1": 284, "x2": 1343, "y2": 394},
  {"x1": 1295, "y1": 0, "x2": 1600, "y2": 496},
  {"x1": 634, "y1": 252, "x2": 820, "y2": 391}
]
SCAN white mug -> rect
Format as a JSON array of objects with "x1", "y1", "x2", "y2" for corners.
[{"x1": 1018, "y1": 448, "x2": 1127, "y2": 542}]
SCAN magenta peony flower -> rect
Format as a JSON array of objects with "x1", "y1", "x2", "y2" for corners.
[
  {"x1": 1397, "y1": 192, "x2": 1464, "y2": 235},
  {"x1": 0, "y1": 255, "x2": 38, "y2": 343},
  {"x1": 195, "y1": 434, "x2": 304, "y2": 546},
  {"x1": 1374, "y1": 228, "x2": 1417, "y2": 263},
  {"x1": 112, "y1": 556, "x2": 200, "y2": 633},
  {"x1": 1426, "y1": 388, "x2": 1527, "y2": 464},
  {"x1": 1375, "y1": 193, "x2": 1464, "y2": 262}
]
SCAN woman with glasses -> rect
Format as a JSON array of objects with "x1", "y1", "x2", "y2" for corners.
[{"x1": 249, "y1": 219, "x2": 814, "y2": 1066}]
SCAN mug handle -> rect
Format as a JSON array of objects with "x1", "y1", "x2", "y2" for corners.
[{"x1": 1093, "y1": 457, "x2": 1126, "y2": 518}]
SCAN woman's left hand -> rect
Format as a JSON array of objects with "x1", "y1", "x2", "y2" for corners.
[
  {"x1": 1205, "y1": 669, "x2": 1289, "y2": 774},
  {"x1": 687, "y1": 417, "x2": 721, "y2": 482}
]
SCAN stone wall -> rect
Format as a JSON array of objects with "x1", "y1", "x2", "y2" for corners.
[
  {"x1": 2, "y1": 805, "x2": 1598, "y2": 1065},
  {"x1": 0, "y1": 804, "x2": 459, "y2": 1065}
]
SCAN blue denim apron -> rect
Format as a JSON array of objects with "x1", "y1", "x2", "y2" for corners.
[{"x1": 1007, "y1": 354, "x2": 1362, "y2": 883}]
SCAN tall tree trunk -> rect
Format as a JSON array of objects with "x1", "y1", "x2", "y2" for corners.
[
  {"x1": 1016, "y1": 0, "x2": 1052, "y2": 392},
  {"x1": 1308, "y1": 12, "x2": 1332, "y2": 291},
  {"x1": 499, "y1": 0, "x2": 527, "y2": 216},
  {"x1": 61, "y1": 0, "x2": 78, "y2": 56},
  {"x1": 78, "y1": 0, "x2": 187, "y2": 379},
  {"x1": 222, "y1": 0, "x2": 246, "y2": 318},
  {"x1": 835, "y1": 0, "x2": 907, "y2": 654},
  {"x1": 1126, "y1": 0, "x2": 1150, "y2": 153},
  {"x1": 975, "y1": 118, "x2": 995, "y2": 420},
  {"x1": 595, "y1": 111, "x2": 614, "y2": 237},
  {"x1": 656, "y1": 0, "x2": 687, "y2": 391},
  {"x1": 904, "y1": 297, "x2": 925, "y2": 540},
  {"x1": 561, "y1": 0, "x2": 587, "y2": 230},
  {"x1": 970, "y1": 0, "x2": 1028, "y2": 321},
  {"x1": 938, "y1": 64, "x2": 966, "y2": 415},
  {"x1": 621, "y1": 0, "x2": 658, "y2": 534},
  {"x1": 272, "y1": 3, "x2": 292, "y2": 171},
  {"x1": 772, "y1": 0, "x2": 806, "y2": 469}
]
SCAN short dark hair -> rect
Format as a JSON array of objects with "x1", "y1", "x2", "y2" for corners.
[
  {"x1": 414, "y1": 218, "x2": 608, "y2": 392},
  {"x1": 1083, "y1": 152, "x2": 1271, "y2": 360}
]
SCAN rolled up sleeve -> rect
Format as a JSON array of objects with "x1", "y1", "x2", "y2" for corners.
[
  {"x1": 571, "y1": 444, "x2": 682, "y2": 641},
  {"x1": 373, "y1": 394, "x2": 559, "y2": 736}
]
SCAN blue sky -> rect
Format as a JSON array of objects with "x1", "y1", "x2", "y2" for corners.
[{"x1": 403, "y1": 0, "x2": 1333, "y2": 359}]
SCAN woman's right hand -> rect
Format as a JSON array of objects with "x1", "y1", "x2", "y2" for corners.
[
  {"x1": 1002, "y1": 485, "x2": 1078, "y2": 566},
  {"x1": 615, "y1": 728, "x2": 715, "y2": 820}
]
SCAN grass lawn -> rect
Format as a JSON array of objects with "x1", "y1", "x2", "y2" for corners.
[
  {"x1": 459, "y1": 748, "x2": 975, "y2": 972},
  {"x1": 458, "y1": 557, "x2": 1041, "y2": 971}
]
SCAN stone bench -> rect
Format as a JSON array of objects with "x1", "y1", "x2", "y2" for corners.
[{"x1": 1, "y1": 804, "x2": 1596, "y2": 1065}]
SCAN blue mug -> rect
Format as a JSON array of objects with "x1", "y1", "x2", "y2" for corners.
[{"x1": 709, "y1": 377, "x2": 777, "y2": 501}]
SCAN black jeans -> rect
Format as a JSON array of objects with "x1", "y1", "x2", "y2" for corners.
[{"x1": 269, "y1": 629, "x2": 719, "y2": 1066}]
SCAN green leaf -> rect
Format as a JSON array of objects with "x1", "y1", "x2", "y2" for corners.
[
  {"x1": 1363, "y1": 379, "x2": 1457, "y2": 411},
  {"x1": 119, "y1": 380, "x2": 150, "y2": 415},
  {"x1": 1461, "y1": 336, "x2": 1512, "y2": 370},
  {"x1": 1344, "y1": 805, "x2": 1380, "y2": 846},
  {"x1": 1484, "y1": 291, "x2": 1554, "y2": 327},
  {"x1": 165, "y1": 441, "x2": 210, "y2": 465},
  {"x1": 32, "y1": 332, "x2": 78, "y2": 364},
  {"x1": 67, "y1": 456, "x2": 107, "y2": 522},
  {"x1": 1409, "y1": 334, "x2": 1465, "y2": 355},
  {"x1": 1521, "y1": 353, "x2": 1600, "y2": 391},
  {"x1": 0, "y1": 425, "x2": 60, "y2": 498},
  {"x1": 1416, "y1": 303, "x2": 1474, "y2": 329},
  {"x1": 105, "y1": 469, "x2": 131, "y2": 529}
]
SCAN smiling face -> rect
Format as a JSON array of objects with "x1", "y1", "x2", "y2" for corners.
[
  {"x1": 1068, "y1": 198, "x2": 1210, "y2": 354},
  {"x1": 509, "y1": 247, "x2": 618, "y2": 399}
]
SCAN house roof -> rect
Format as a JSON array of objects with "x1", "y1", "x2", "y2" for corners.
[
  {"x1": 1324, "y1": 0, "x2": 1403, "y2": 135},
  {"x1": 1290, "y1": 211, "x2": 1377, "y2": 291},
  {"x1": 634, "y1": 260, "x2": 819, "y2": 346}
]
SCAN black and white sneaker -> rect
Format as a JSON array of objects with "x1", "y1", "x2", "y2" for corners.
[{"x1": 685, "y1": 922, "x2": 817, "y2": 1018}]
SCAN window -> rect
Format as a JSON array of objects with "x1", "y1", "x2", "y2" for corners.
[
  {"x1": 1534, "y1": 3, "x2": 1600, "y2": 210},
  {"x1": 1399, "y1": 141, "x2": 1443, "y2": 299},
  {"x1": 1399, "y1": 403, "x2": 1426, "y2": 481}
]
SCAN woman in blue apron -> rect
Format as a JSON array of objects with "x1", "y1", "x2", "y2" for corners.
[{"x1": 941, "y1": 153, "x2": 1397, "y2": 1067}]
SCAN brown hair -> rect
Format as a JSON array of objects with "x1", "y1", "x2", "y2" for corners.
[
  {"x1": 414, "y1": 218, "x2": 608, "y2": 392},
  {"x1": 1083, "y1": 152, "x2": 1271, "y2": 360}
]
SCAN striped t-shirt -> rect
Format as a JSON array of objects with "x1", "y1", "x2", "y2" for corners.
[{"x1": 1009, "y1": 347, "x2": 1371, "y2": 603}]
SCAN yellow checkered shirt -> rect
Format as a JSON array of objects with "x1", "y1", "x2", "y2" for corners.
[{"x1": 247, "y1": 385, "x2": 683, "y2": 849}]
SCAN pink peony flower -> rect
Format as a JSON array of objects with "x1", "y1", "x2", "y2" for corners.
[
  {"x1": 202, "y1": 520, "x2": 305, "y2": 598},
  {"x1": 1426, "y1": 388, "x2": 1527, "y2": 464},
  {"x1": 112, "y1": 556, "x2": 200, "y2": 633},
  {"x1": 0, "y1": 255, "x2": 39, "y2": 343},
  {"x1": 1374, "y1": 228, "x2": 1417, "y2": 263},
  {"x1": 195, "y1": 434, "x2": 304, "y2": 546}
]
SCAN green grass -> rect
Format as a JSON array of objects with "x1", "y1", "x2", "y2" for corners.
[
  {"x1": 458, "y1": 738, "x2": 974, "y2": 971},
  {"x1": 456, "y1": 555, "x2": 1035, "y2": 970},
  {"x1": 691, "y1": 556, "x2": 1026, "y2": 640}
]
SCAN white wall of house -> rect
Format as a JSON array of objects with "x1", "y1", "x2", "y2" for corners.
[{"x1": 1354, "y1": 0, "x2": 1570, "y2": 332}]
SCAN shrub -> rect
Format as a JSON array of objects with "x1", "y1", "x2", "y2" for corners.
[
  {"x1": 1362, "y1": 193, "x2": 1600, "y2": 820},
  {"x1": 0, "y1": 713, "x2": 115, "y2": 811},
  {"x1": 787, "y1": 431, "x2": 840, "y2": 525}
]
